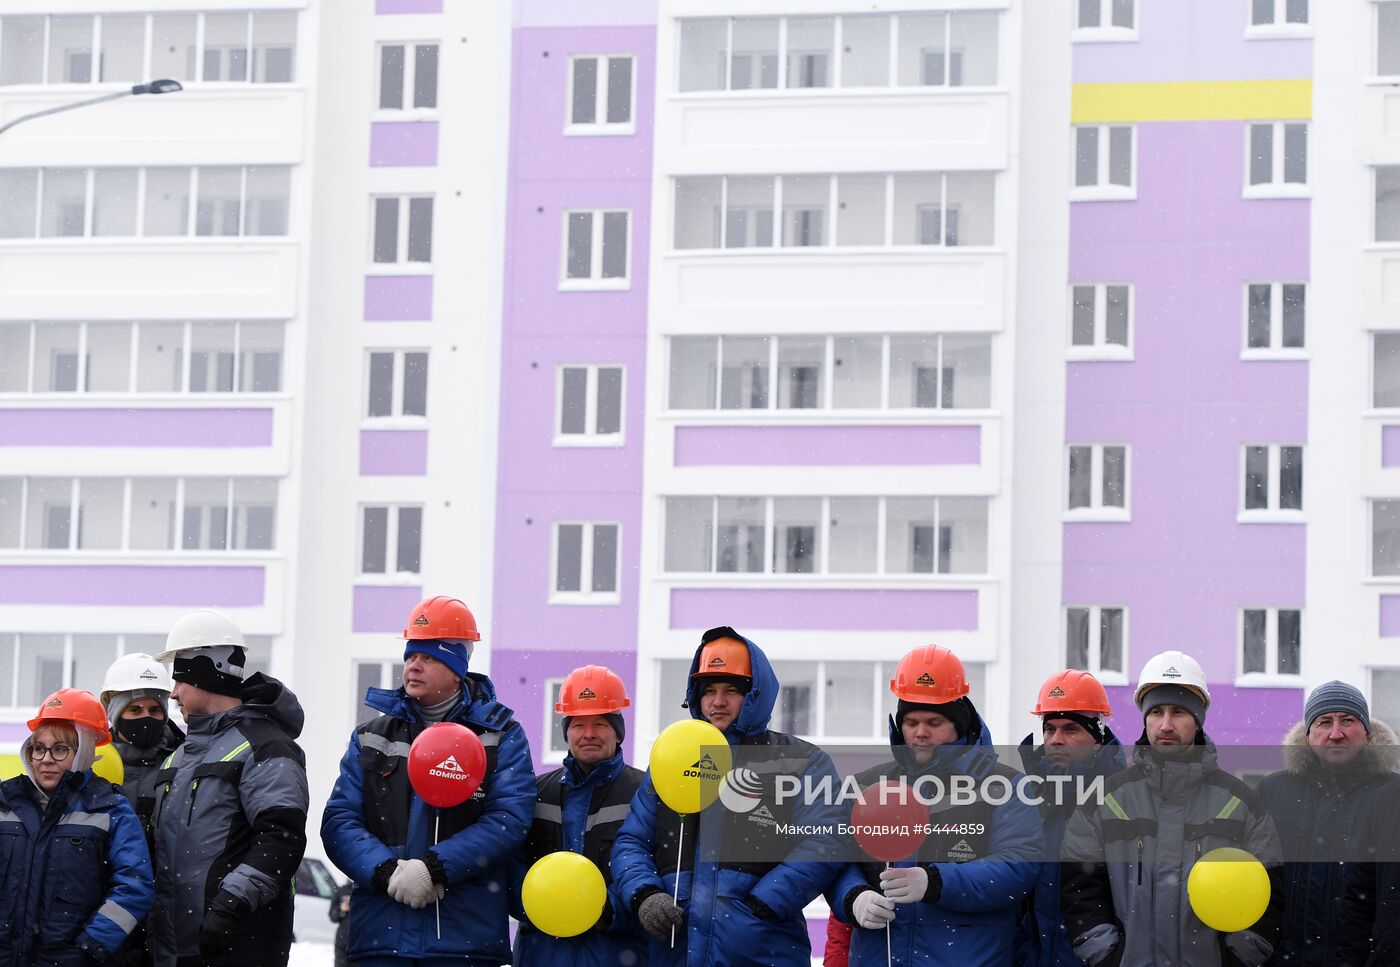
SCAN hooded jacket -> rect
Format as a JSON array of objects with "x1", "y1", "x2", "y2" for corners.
[
  {"x1": 610, "y1": 632, "x2": 845, "y2": 967},
  {"x1": 1060, "y1": 732, "x2": 1284, "y2": 967},
  {"x1": 1258, "y1": 719, "x2": 1399, "y2": 966},
  {"x1": 1016, "y1": 728, "x2": 1127, "y2": 967},
  {"x1": 320, "y1": 673, "x2": 535, "y2": 965},
  {"x1": 1337, "y1": 774, "x2": 1400, "y2": 967},
  {"x1": 0, "y1": 747, "x2": 154, "y2": 967},
  {"x1": 113, "y1": 720, "x2": 184, "y2": 830},
  {"x1": 830, "y1": 706, "x2": 1043, "y2": 967},
  {"x1": 512, "y1": 747, "x2": 647, "y2": 967},
  {"x1": 148, "y1": 674, "x2": 309, "y2": 967}
]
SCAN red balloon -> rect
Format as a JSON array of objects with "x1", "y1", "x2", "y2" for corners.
[
  {"x1": 849, "y1": 779, "x2": 929, "y2": 862},
  {"x1": 408, "y1": 723, "x2": 487, "y2": 808}
]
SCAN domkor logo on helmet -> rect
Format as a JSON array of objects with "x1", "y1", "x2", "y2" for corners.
[
  {"x1": 578, "y1": 687, "x2": 597, "y2": 700},
  {"x1": 1162, "y1": 666, "x2": 1182, "y2": 679},
  {"x1": 684, "y1": 752, "x2": 722, "y2": 781},
  {"x1": 707, "y1": 656, "x2": 727, "y2": 670},
  {"x1": 1048, "y1": 686, "x2": 1066, "y2": 698},
  {"x1": 429, "y1": 755, "x2": 469, "y2": 781},
  {"x1": 139, "y1": 669, "x2": 159, "y2": 681},
  {"x1": 46, "y1": 697, "x2": 62, "y2": 708},
  {"x1": 413, "y1": 613, "x2": 431, "y2": 626},
  {"x1": 915, "y1": 673, "x2": 935, "y2": 687}
]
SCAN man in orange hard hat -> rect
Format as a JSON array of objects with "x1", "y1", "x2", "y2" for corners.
[
  {"x1": 1015, "y1": 670, "x2": 1125, "y2": 967},
  {"x1": 512, "y1": 665, "x2": 647, "y2": 966}
]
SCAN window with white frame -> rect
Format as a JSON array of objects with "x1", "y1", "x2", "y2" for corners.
[
  {"x1": 0, "y1": 166, "x2": 289, "y2": 239},
  {"x1": 1240, "y1": 608, "x2": 1301, "y2": 677},
  {"x1": 1377, "y1": 166, "x2": 1400, "y2": 242},
  {"x1": 1244, "y1": 282, "x2": 1305, "y2": 352},
  {"x1": 676, "y1": 12, "x2": 998, "y2": 92},
  {"x1": 1066, "y1": 445, "x2": 1128, "y2": 516},
  {"x1": 1241, "y1": 445, "x2": 1303, "y2": 514},
  {"x1": 1246, "y1": 122, "x2": 1307, "y2": 194},
  {"x1": 552, "y1": 522, "x2": 620, "y2": 601},
  {"x1": 1380, "y1": 3, "x2": 1400, "y2": 77},
  {"x1": 372, "y1": 196, "x2": 433, "y2": 264},
  {"x1": 1065, "y1": 606, "x2": 1126, "y2": 678},
  {"x1": 562, "y1": 210, "x2": 629, "y2": 286},
  {"x1": 674, "y1": 173, "x2": 996, "y2": 250},
  {"x1": 556, "y1": 365, "x2": 623, "y2": 444},
  {"x1": 1072, "y1": 126, "x2": 1135, "y2": 198},
  {"x1": 1069, "y1": 284, "x2": 1132, "y2": 355},
  {"x1": 377, "y1": 42, "x2": 438, "y2": 110},
  {"x1": 1374, "y1": 500, "x2": 1400, "y2": 576},
  {"x1": 1250, "y1": 0, "x2": 1308, "y2": 29},
  {"x1": 365, "y1": 350, "x2": 428, "y2": 419},
  {"x1": 360, "y1": 505, "x2": 422, "y2": 575},
  {"x1": 663, "y1": 496, "x2": 988, "y2": 576},
  {"x1": 353, "y1": 660, "x2": 405, "y2": 725},
  {"x1": 668, "y1": 333, "x2": 992, "y2": 411},
  {"x1": 568, "y1": 55, "x2": 634, "y2": 131},
  {"x1": 1374, "y1": 333, "x2": 1400, "y2": 408},
  {"x1": 1075, "y1": 0, "x2": 1136, "y2": 34},
  {"x1": 0, "y1": 476, "x2": 275, "y2": 551},
  {"x1": 1371, "y1": 668, "x2": 1400, "y2": 725},
  {"x1": 542, "y1": 677, "x2": 568, "y2": 757},
  {"x1": 0, "y1": 11, "x2": 295, "y2": 87}
]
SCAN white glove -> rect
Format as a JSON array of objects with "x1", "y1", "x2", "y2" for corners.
[
  {"x1": 387, "y1": 859, "x2": 445, "y2": 909},
  {"x1": 879, "y1": 865, "x2": 929, "y2": 903},
  {"x1": 852, "y1": 889, "x2": 896, "y2": 929}
]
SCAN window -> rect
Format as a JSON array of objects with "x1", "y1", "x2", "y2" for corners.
[
  {"x1": 1066, "y1": 445, "x2": 1129, "y2": 518},
  {"x1": 562, "y1": 210, "x2": 630, "y2": 287},
  {"x1": 552, "y1": 522, "x2": 620, "y2": 602},
  {"x1": 662, "y1": 496, "x2": 988, "y2": 576},
  {"x1": 1244, "y1": 283, "x2": 1306, "y2": 353},
  {"x1": 353, "y1": 660, "x2": 405, "y2": 725},
  {"x1": 1250, "y1": 0, "x2": 1308, "y2": 28},
  {"x1": 371, "y1": 196, "x2": 433, "y2": 265},
  {"x1": 1374, "y1": 333, "x2": 1400, "y2": 408},
  {"x1": 1240, "y1": 608, "x2": 1301, "y2": 678},
  {"x1": 1380, "y1": 3, "x2": 1400, "y2": 77},
  {"x1": 1075, "y1": 0, "x2": 1136, "y2": 34},
  {"x1": 0, "y1": 321, "x2": 281, "y2": 395},
  {"x1": 365, "y1": 350, "x2": 428, "y2": 419},
  {"x1": 1072, "y1": 125, "x2": 1135, "y2": 198},
  {"x1": 377, "y1": 42, "x2": 438, "y2": 110},
  {"x1": 1241, "y1": 445, "x2": 1303, "y2": 515},
  {"x1": 360, "y1": 505, "x2": 422, "y2": 575},
  {"x1": 1246, "y1": 122, "x2": 1307, "y2": 195},
  {"x1": 673, "y1": 173, "x2": 996, "y2": 250},
  {"x1": 0, "y1": 166, "x2": 289, "y2": 239},
  {"x1": 0, "y1": 11, "x2": 295, "y2": 86},
  {"x1": 568, "y1": 55, "x2": 634, "y2": 132},
  {"x1": 676, "y1": 12, "x2": 998, "y2": 92},
  {"x1": 667, "y1": 333, "x2": 992, "y2": 412},
  {"x1": 1371, "y1": 668, "x2": 1400, "y2": 725},
  {"x1": 1373, "y1": 500, "x2": 1400, "y2": 576},
  {"x1": 0, "y1": 477, "x2": 276, "y2": 552},
  {"x1": 542, "y1": 677, "x2": 568, "y2": 757},
  {"x1": 1069, "y1": 284, "x2": 1132, "y2": 356},
  {"x1": 1065, "y1": 606, "x2": 1126, "y2": 679},
  {"x1": 556, "y1": 365, "x2": 624, "y2": 445},
  {"x1": 1377, "y1": 167, "x2": 1400, "y2": 242}
]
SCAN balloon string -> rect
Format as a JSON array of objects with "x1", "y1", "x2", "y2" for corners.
[
  {"x1": 885, "y1": 860, "x2": 892, "y2": 967},
  {"x1": 434, "y1": 811, "x2": 441, "y2": 941},
  {"x1": 671, "y1": 814, "x2": 684, "y2": 950}
]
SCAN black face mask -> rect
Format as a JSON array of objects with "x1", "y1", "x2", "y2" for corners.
[{"x1": 117, "y1": 715, "x2": 166, "y2": 750}]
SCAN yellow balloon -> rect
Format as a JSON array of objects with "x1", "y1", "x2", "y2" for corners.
[
  {"x1": 92, "y1": 745, "x2": 124, "y2": 786},
  {"x1": 648, "y1": 718, "x2": 731, "y2": 815},
  {"x1": 0, "y1": 754, "x2": 21, "y2": 780},
  {"x1": 1188, "y1": 847, "x2": 1270, "y2": 932},
  {"x1": 522, "y1": 851, "x2": 607, "y2": 938}
]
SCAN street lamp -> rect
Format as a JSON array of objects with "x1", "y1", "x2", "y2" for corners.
[{"x1": 0, "y1": 79, "x2": 183, "y2": 138}]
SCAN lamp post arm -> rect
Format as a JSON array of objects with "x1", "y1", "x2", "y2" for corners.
[{"x1": 0, "y1": 89, "x2": 133, "y2": 138}]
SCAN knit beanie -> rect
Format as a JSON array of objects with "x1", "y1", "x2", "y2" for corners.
[
  {"x1": 1304, "y1": 681, "x2": 1370, "y2": 733},
  {"x1": 1042, "y1": 711, "x2": 1105, "y2": 744},
  {"x1": 897, "y1": 696, "x2": 973, "y2": 739},
  {"x1": 1138, "y1": 683, "x2": 1206, "y2": 728},
  {"x1": 561, "y1": 712, "x2": 626, "y2": 745},
  {"x1": 171, "y1": 645, "x2": 247, "y2": 698},
  {"x1": 403, "y1": 639, "x2": 470, "y2": 682}
]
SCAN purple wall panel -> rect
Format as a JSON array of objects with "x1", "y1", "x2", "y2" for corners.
[
  {"x1": 364, "y1": 276, "x2": 433, "y2": 321},
  {"x1": 670, "y1": 589, "x2": 978, "y2": 632},
  {"x1": 1073, "y1": 0, "x2": 1311, "y2": 83},
  {"x1": 0, "y1": 723, "x2": 28, "y2": 742},
  {"x1": 1383, "y1": 427, "x2": 1400, "y2": 467},
  {"x1": 0, "y1": 408, "x2": 273, "y2": 447},
  {"x1": 1104, "y1": 684, "x2": 1302, "y2": 746},
  {"x1": 375, "y1": 0, "x2": 441, "y2": 13},
  {"x1": 673, "y1": 425, "x2": 981, "y2": 467},
  {"x1": 0, "y1": 565, "x2": 263, "y2": 606},
  {"x1": 1382, "y1": 595, "x2": 1400, "y2": 637},
  {"x1": 369, "y1": 122, "x2": 439, "y2": 167},
  {"x1": 352, "y1": 585, "x2": 424, "y2": 633},
  {"x1": 360, "y1": 430, "x2": 429, "y2": 476}
]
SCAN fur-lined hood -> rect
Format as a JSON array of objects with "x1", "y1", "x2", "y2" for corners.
[{"x1": 1281, "y1": 717, "x2": 1400, "y2": 774}]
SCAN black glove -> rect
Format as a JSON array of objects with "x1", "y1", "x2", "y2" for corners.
[
  {"x1": 596, "y1": 897, "x2": 614, "y2": 930},
  {"x1": 742, "y1": 895, "x2": 780, "y2": 922},
  {"x1": 197, "y1": 891, "x2": 250, "y2": 961},
  {"x1": 74, "y1": 932, "x2": 114, "y2": 966},
  {"x1": 372, "y1": 858, "x2": 398, "y2": 894}
]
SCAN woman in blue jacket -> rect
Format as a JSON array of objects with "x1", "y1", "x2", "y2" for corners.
[{"x1": 0, "y1": 688, "x2": 154, "y2": 966}]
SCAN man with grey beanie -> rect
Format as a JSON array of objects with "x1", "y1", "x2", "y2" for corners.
[
  {"x1": 1061, "y1": 650, "x2": 1283, "y2": 967},
  {"x1": 1260, "y1": 680, "x2": 1398, "y2": 965}
]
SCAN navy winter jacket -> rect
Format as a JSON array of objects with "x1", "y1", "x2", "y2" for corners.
[
  {"x1": 321, "y1": 675, "x2": 535, "y2": 965},
  {"x1": 0, "y1": 769, "x2": 154, "y2": 966}
]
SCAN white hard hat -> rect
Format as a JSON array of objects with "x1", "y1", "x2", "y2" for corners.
[
  {"x1": 1134, "y1": 650, "x2": 1211, "y2": 709},
  {"x1": 100, "y1": 653, "x2": 173, "y2": 706},
  {"x1": 156, "y1": 609, "x2": 246, "y2": 662}
]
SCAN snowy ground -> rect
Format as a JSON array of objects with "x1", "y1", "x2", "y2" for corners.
[{"x1": 289, "y1": 943, "x2": 334, "y2": 966}]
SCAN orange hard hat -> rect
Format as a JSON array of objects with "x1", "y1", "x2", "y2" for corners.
[
  {"x1": 889, "y1": 645, "x2": 969, "y2": 704},
  {"x1": 28, "y1": 688, "x2": 112, "y2": 746},
  {"x1": 690, "y1": 636, "x2": 751, "y2": 680},
  {"x1": 555, "y1": 665, "x2": 631, "y2": 716},
  {"x1": 403, "y1": 595, "x2": 481, "y2": 642},
  {"x1": 1033, "y1": 669, "x2": 1113, "y2": 717}
]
